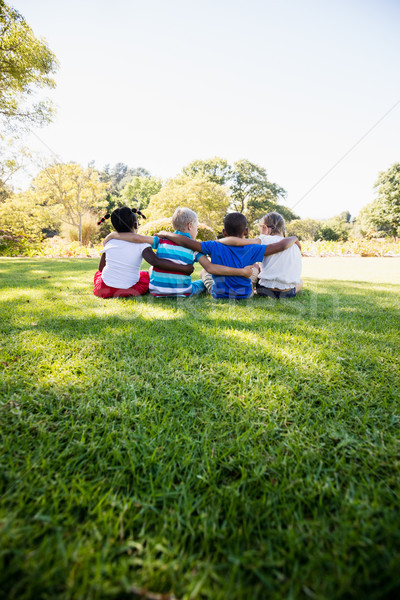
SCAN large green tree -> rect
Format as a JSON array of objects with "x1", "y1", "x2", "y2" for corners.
[
  {"x1": 180, "y1": 157, "x2": 290, "y2": 226},
  {"x1": 120, "y1": 175, "x2": 162, "y2": 211},
  {"x1": 372, "y1": 163, "x2": 400, "y2": 236},
  {"x1": 146, "y1": 176, "x2": 229, "y2": 231},
  {"x1": 32, "y1": 163, "x2": 109, "y2": 243},
  {"x1": 0, "y1": 1, "x2": 58, "y2": 126},
  {"x1": 182, "y1": 157, "x2": 231, "y2": 186}
]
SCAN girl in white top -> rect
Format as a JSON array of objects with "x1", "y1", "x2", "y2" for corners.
[{"x1": 254, "y1": 212, "x2": 302, "y2": 298}]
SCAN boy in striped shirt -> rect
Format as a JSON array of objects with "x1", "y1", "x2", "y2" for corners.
[{"x1": 103, "y1": 207, "x2": 252, "y2": 297}]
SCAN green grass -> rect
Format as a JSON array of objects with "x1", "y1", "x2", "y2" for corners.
[{"x1": 1, "y1": 257, "x2": 400, "y2": 600}]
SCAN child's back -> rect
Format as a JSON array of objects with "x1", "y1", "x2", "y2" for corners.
[
  {"x1": 149, "y1": 233, "x2": 202, "y2": 297},
  {"x1": 258, "y1": 233, "x2": 302, "y2": 290}
]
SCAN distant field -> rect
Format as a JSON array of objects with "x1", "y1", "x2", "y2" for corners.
[{"x1": 302, "y1": 256, "x2": 400, "y2": 284}]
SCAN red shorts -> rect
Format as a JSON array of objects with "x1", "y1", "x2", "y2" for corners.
[{"x1": 93, "y1": 270, "x2": 150, "y2": 298}]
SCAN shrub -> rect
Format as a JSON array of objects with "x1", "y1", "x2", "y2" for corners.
[
  {"x1": 286, "y1": 218, "x2": 322, "y2": 241},
  {"x1": 63, "y1": 213, "x2": 99, "y2": 245},
  {"x1": 0, "y1": 230, "x2": 43, "y2": 257},
  {"x1": 139, "y1": 218, "x2": 216, "y2": 241}
]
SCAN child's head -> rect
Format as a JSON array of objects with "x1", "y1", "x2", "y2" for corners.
[
  {"x1": 259, "y1": 212, "x2": 286, "y2": 236},
  {"x1": 98, "y1": 207, "x2": 146, "y2": 231},
  {"x1": 223, "y1": 212, "x2": 248, "y2": 237},
  {"x1": 172, "y1": 207, "x2": 198, "y2": 239},
  {"x1": 111, "y1": 207, "x2": 139, "y2": 232}
]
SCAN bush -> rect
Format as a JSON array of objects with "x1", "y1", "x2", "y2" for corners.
[
  {"x1": 0, "y1": 230, "x2": 43, "y2": 257},
  {"x1": 63, "y1": 213, "x2": 99, "y2": 245},
  {"x1": 286, "y1": 218, "x2": 322, "y2": 241},
  {"x1": 139, "y1": 218, "x2": 216, "y2": 241}
]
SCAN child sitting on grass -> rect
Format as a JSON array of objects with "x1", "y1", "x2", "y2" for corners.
[
  {"x1": 158, "y1": 212, "x2": 299, "y2": 300},
  {"x1": 220, "y1": 211, "x2": 303, "y2": 298},
  {"x1": 103, "y1": 207, "x2": 252, "y2": 297},
  {"x1": 93, "y1": 207, "x2": 194, "y2": 298}
]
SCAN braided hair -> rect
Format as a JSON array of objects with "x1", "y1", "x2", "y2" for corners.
[{"x1": 97, "y1": 206, "x2": 146, "y2": 231}]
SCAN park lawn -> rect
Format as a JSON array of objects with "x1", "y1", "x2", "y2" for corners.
[{"x1": 0, "y1": 257, "x2": 400, "y2": 600}]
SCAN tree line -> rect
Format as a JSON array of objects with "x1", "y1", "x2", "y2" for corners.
[{"x1": 0, "y1": 1, "x2": 399, "y2": 246}]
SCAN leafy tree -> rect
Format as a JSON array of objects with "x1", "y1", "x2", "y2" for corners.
[
  {"x1": 32, "y1": 163, "x2": 109, "y2": 243},
  {"x1": 182, "y1": 157, "x2": 231, "y2": 186},
  {"x1": 120, "y1": 175, "x2": 162, "y2": 211},
  {"x1": 146, "y1": 176, "x2": 230, "y2": 231},
  {"x1": 319, "y1": 214, "x2": 351, "y2": 241},
  {"x1": 0, "y1": 1, "x2": 58, "y2": 126},
  {"x1": 286, "y1": 218, "x2": 322, "y2": 241},
  {"x1": 0, "y1": 133, "x2": 31, "y2": 201},
  {"x1": 100, "y1": 163, "x2": 151, "y2": 194},
  {"x1": 229, "y1": 160, "x2": 286, "y2": 218},
  {"x1": 0, "y1": 190, "x2": 59, "y2": 238},
  {"x1": 370, "y1": 163, "x2": 400, "y2": 237}
]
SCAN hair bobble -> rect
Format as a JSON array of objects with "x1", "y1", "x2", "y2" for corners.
[
  {"x1": 131, "y1": 208, "x2": 146, "y2": 219},
  {"x1": 97, "y1": 213, "x2": 111, "y2": 225}
]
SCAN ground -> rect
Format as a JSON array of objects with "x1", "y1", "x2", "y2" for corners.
[{"x1": 0, "y1": 257, "x2": 399, "y2": 600}]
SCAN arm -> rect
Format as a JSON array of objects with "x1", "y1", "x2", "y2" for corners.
[
  {"x1": 98, "y1": 253, "x2": 106, "y2": 271},
  {"x1": 198, "y1": 255, "x2": 252, "y2": 278},
  {"x1": 103, "y1": 231, "x2": 155, "y2": 245},
  {"x1": 295, "y1": 240, "x2": 302, "y2": 251},
  {"x1": 157, "y1": 231, "x2": 202, "y2": 253},
  {"x1": 142, "y1": 247, "x2": 194, "y2": 275},
  {"x1": 263, "y1": 236, "x2": 298, "y2": 256},
  {"x1": 218, "y1": 236, "x2": 261, "y2": 246}
]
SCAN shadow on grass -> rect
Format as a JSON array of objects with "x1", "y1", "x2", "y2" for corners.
[{"x1": 1, "y1": 260, "x2": 400, "y2": 599}]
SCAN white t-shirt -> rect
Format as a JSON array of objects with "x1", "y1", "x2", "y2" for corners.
[
  {"x1": 101, "y1": 239, "x2": 150, "y2": 289},
  {"x1": 258, "y1": 234, "x2": 302, "y2": 289}
]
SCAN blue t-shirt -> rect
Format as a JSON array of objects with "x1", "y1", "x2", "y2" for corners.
[{"x1": 200, "y1": 241, "x2": 266, "y2": 299}]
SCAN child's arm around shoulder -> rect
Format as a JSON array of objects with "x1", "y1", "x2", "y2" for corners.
[
  {"x1": 141, "y1": 248, "x2": 194, "y2": 275},
  {"x1": 103, "y1": 231, "x2": 155, "y2": 245},
  {"x1": 218, "y1": 236, "x2": 261, "y2": 246},
  {"x1": 157, "y1": 231, "x2": 202, "y2": 253},
  {"x1": 198, "y1": 255, "x2": 253, "y2": 278},
  {"x1": 263, "y1": 236, "x2": 298, "y2": 256}
]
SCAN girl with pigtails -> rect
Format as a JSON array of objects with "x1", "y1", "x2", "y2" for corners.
[{"x1": 93, "y1": 207, "x2": 194, "y2": 298}]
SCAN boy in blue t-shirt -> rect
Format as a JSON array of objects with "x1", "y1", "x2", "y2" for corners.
[{"x1": 158, "y1": 212, "x2": 299, "y2": 299}]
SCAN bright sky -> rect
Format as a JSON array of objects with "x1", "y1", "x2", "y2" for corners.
[{"x1": 10, "y1": 0, "x2": 400, "y2": 219}]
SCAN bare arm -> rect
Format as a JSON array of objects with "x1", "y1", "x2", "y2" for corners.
[
  {"x1": 103, "y1": 231, "x2": 155, "y2": 245},
  {"x1": 263, "y1": 236, "x2": 298, "y2": 256},
  {"x1": 218, "y1": 236, "x2": 262, "y2": 246},
  {"x1": 198, "y1": 255, "x2": 252, "y2": 278},
  {"x1": 98, "y1": 253, "x2": 106, "y2": 271},
  {"x1": 157, "y1": 231, "x2": 202, "y2": 253},
  {"x1": 142, "y1": 247, "x2": 194, "y2": 274}
]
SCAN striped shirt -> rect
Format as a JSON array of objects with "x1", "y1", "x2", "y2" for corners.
[{"x1": 149, "y1": 232, "x2": 204, "y2": 297}]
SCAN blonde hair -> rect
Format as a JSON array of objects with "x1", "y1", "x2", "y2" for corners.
[
  {"x1": 261, "y1": 212, "x2": 286, "y2": 236},
  {"x1": 172, "y1": 207, "x2": 198, "y2": 232}
]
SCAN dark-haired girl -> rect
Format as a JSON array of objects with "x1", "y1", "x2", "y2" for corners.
[{"x1": 93, "y1": 207, "x2": 194, "y2": 298}]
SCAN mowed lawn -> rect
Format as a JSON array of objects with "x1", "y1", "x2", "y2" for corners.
[{"x1": 1, "y1": 257, "x2": 400, "y2": 600}]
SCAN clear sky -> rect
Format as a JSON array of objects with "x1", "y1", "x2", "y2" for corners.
[{"x1": 10, "y1": 0, "x2": 400, "y2": 219}]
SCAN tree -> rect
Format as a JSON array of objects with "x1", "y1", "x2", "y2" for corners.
[
  {"x1": 0, "y1": 189, "x2": 59, "y2": 238},
  {"x1": 0, "y1": 132, "x2": 31, "y2": 201},
  {"x1": 182, "y1": 157, "x2": 231, "y2": 186},
  {"x1": 146, "y1": 176, "x2": 230, "y2": 231},
  {"x1": 370, "y1": 163, "x2": 400, "y2": 237},
  {"x1": 100, "y1": 163, "x2": 151, "y2": 194},
  {"x1": 229, "y1": 160, "x2": 286, "y2": 218},
  {"x1": 0, "y1": 1, "x2": 58, "y2": 126},
  {"x1": 120, "y1": 175, "x2": 162, "y2": 211},
  {"x1": 286, "y1": 218, "x2": 322, "y2": 241},
  {"x1": 32, "y1": 163, "x2": 109, "y2": 243}
]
